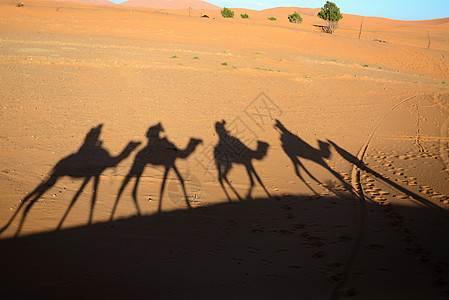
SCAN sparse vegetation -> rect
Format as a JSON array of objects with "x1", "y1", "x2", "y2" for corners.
[
  {"x1": 241, "y1": 13, "x2": 249, "y2": 19},
  {"x1": 171, "y1": 55, "x2": 179, "y2": 58},
  {"x1": 255, "y1": 67, "x2": 280, "y2": 72},
  {"x1": 317, "y1": 1, "x2": 343, "y2": 34},
  {"x1": 193, "y1": 56, "x2": 199, "y2": 60},
  {"x1": 268, "y1": 17, "x2": 277, "y2": 21},
  {"x1": 254, "y1": 51, "x2": 262, "y2": 55},
  {"x1": 221, "y1": 62, "x2": 228, "y2": 66},
  {"x1": 363, "y1": 64, "x2": 369, "y2": 67},
  {"x1": 288, "y1": 11, "x2": 303, "y2": 24},
  {"x1": 305, "y1": 75, "x2": 311, "y2": 78},
  {"x1": 443, "y1": 81, "x2": 448, "y2": 85},
  {"x1": 221, "y1": 7, "x2": 234, "y2": 18}
]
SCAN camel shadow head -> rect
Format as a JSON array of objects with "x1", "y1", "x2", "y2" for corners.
[
  {"x1": 190, "y1": 138, "x2": 203, "y2": 146},
  {"x1": 254, "y1": 141, "x2": 269, "y2": 160},
  {"x1": 274, "y1": 119, "x2": 288, "y2": 134},
  {"x1": 318, "y1": 140, "x2": 331, "y2": 159},
  {"x1": 127, "y1": 141, "x2": 142, "y2": 152}
]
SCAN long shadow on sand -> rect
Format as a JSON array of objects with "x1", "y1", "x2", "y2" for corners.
[
  {"x1": 0, "y1": 194, "x2": 448, "y2": 299},
  {"x1": 111, "y1": 122, "x2": 202, "y2": 217},
  {"x1": 0, "y1": 124, "x2": 140, "y2": 237}
]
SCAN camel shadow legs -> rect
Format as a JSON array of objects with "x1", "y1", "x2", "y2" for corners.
[
  {"x1": 216, "y1": 161, "x2": 242, "y2": 202},
  {"x1": 0, "y1": 175, "x2": 59, "y2": 237},
  {"x1": 288, "y1": 154, "x2": 353, "y2": 198},
  {"x1": 245, "y1": 164, "x2": 271, "y2": 200},
  {"x1": 289, "y1": 156, "x2": 321, "y2": 196},
  {"x1": 158, "y1": 165, "x2": 191, "y2": 212},
  {"x1": 56, "y1": 177, "x2": 90, "y2": 230},
  {"x1": 110, "y1": 168, "x2": 143, "y2": 221}
]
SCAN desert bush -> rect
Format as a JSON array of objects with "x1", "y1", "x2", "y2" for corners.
[
  {"x1": 288, "y1": 11, "x2": 302, "y2": 23},
  {"x1": 317, "y1": 1, "x2": 343, "y2": 34},
  {"x1": 267, "y1": 17, "x2": 276, "y2": 21},
  {"x1": 221, "y1": 7, "x2": 234, "y2": 18},
  {"x1": 241, "y1": 13, "x2": 249, "y2": 19},
  {"x1": 16, "y1": 2, "x2": 24, "y2": 7}
]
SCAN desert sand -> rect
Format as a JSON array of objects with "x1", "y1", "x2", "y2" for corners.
[{"x1": 0, "y1": 0, "x2": 448, "y2": 298}]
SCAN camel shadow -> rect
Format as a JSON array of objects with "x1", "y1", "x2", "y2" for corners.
[
  {"x1": 0, "y1": 124, "x2": 141, "y2": 237},
  {"x1": 274, "y1": 119, "x2": 353, "y2": 197},
  {"x1": 214, "y1": 120, "x2": 271, "y2": 201},
  {"x1": 111, "y1": 123, "x2": 202, "y2": 217}
]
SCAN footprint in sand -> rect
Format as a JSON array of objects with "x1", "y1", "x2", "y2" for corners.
[
  {"x1": 260, "y1": 259, "x2": 273, "y2": 266},
  {"x1": 367, "y1": 244, "x2": 386, "y2": 250},
  {"x1": 312, "y1": 251, "x2": 325, "y2": 258},
  {"x1": 288, "y1": 265, "x2": 302, "y2": 269},
  {"x1": 247, "y1": 246, "x2": 260, "y2": 253}
]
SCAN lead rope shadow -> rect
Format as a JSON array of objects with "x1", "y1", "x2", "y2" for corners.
[
  {"x1": 327, "y1": 139, "x2": 445, "y2": 210},
  {"x1": 0, "y1": 124, "x2": 141, "y2": 237},
  {"x1": 111, "y1": 123, "x2": 202, "y2": 218},
  {"x1": 214, "y1": 120, "x2": 271, "y2": 201},
  {"x1": 274, "y1": 119, "x2": 354, "y2": 197}
]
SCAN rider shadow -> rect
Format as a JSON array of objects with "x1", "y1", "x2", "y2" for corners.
[
  {"x1": 214, "y1": 120, "x2": 271, "y2": 201},
  {"x1": 111, "y1": 122, "x2": 202, "y2": 217},
  {"x1": 0, "y1": 124, "x2": 141, "y2": 237},
  {"x1": 327, "y1": 140, "x2": 443, "y2": 210},
  {"x1": 274, "y1": 119, "x2": 353, "y2": 197}
]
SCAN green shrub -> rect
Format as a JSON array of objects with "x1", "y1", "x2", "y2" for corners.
[
  {"x1": 221, "y1": 62, "x2": 228, "y2": 66},
  {"x1": 267, "y1": 17, "x2": 277, "y2": 21},
  {"x1": 317, "y1": 1, "x2": 343, "y2": 34},
  {"x1": 221, "y1": 7, "x2": 234, "y2": 18},
  {"x1": 241, "y1": 13, "x2": 249, "y2": 19},
  {"x1": 288, "y1": 11, "x2": 303, "y2": 23}
]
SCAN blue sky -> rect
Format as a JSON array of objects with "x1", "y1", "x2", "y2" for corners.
[{"x1": 110, "y1": 0, "x2": 448, "y2": 21}]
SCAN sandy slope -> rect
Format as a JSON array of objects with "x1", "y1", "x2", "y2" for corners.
[
  {"x1": 120, "y1": 0, "x2": 220, "y2": 10},
  {"x1": 0, "y1": 0, "x2": 448, "y2": 298}
]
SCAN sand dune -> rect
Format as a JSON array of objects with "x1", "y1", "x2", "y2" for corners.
[
  {"x1": 0, "y1": 0, "x2": 448, "y2": 297},
  {"x1": 51, "y1": 0, "x2": 115, "y2": 5},
  {"x1": 120, "y1": 0, "x2": 220, "y2": 10}
]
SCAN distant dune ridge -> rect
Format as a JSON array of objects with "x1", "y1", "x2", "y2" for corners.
[
  {"x1": 54, "y1": 0, "x2": 115, "y2": 5},
  {"x1": 119, "y1": 0, "x2": 220, "y2": 9}
]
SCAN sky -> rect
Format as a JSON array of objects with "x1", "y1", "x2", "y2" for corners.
[{"x1": 110, "y1": 0, "x2": 448, "y2": 21}]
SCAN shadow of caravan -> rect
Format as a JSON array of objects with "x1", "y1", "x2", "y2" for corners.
[
  {"x1": 0, "y1": 124, "x2": 141, "y2": 237},
  {"x1": 111, "y1": 123, "x2": 202, "y2": 217}
]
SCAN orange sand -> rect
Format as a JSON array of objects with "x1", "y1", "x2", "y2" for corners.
[{"x1": 0, "y1": 0, "x2": 448, "y2": 298}]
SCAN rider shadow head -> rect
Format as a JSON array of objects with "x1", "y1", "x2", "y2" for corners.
[
  {"x1": 146, "y1": 122, "x2": 163, "y2": 139},
  {"x1": 0, "y1": 124, "x2": 141, "y2": 237},
  {"x1": 214, "y1": 120, "x2": 271, "y2": 201},
  {"x1": 274, "y1": 119, "x2": 352, "y2": 197},
  {"x1": 111, "y1": 122, "x2": 202, "y2": 218},
  {"x1": 84, "y1": 124, "x2": 103, "y2": 145}
]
